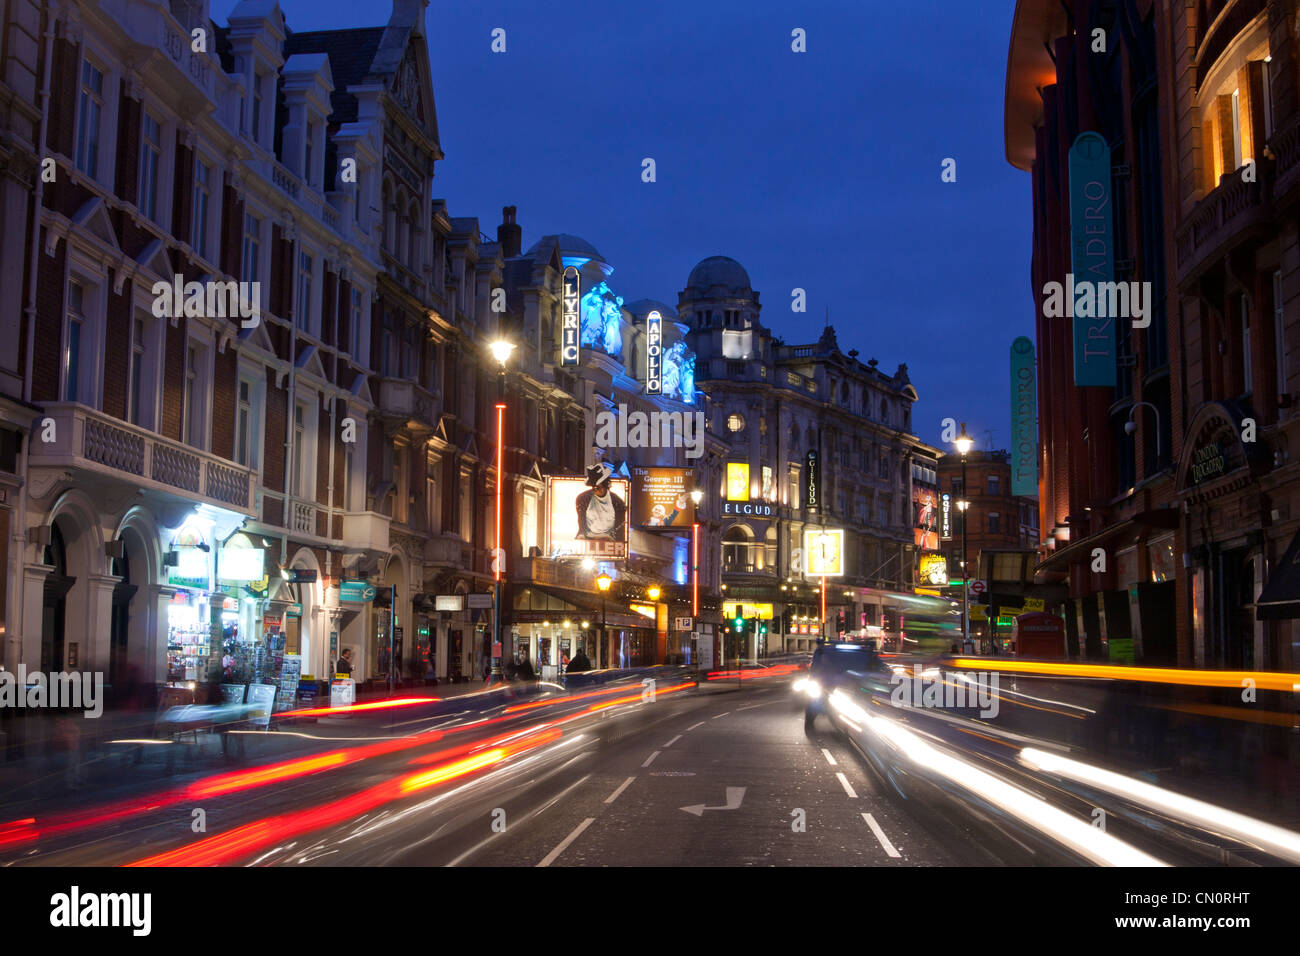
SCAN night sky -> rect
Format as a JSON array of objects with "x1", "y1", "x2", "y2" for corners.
[{"x1": 282, "y1": 0, "x2": 1032, "y2": 453}]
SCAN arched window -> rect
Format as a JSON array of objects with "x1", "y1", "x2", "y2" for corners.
[
  {"x1": 721, "y1": 525, "x2": 756, "y2": 573},
  {"x1": 382, "y1": 179, "x2": 396, "y2": 255},
  {"x1": 406, "y1": 199, "x2": 419, "y2": 271}
]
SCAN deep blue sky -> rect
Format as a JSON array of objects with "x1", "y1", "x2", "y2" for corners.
[{"x1": 281, "y1": 0, "x2": 1032, "y2": 452}]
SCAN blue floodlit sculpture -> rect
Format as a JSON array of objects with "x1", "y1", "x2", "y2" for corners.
[
  {"x1": 580, "y1": 281, "x2": 624, "y2": 358},
  {"x1": 662, "y1": 341, "x2": 697, "y2": 404}
]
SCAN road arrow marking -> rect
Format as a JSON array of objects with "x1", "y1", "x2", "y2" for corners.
[{"x1": 680, "y1": 786, "x2": 747, "y2": 817}]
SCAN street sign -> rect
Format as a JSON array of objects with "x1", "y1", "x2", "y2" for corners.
[
  {"x1": 288, "y1": 568, "x2": 317, "y2": 584},
  {"x1": 339, "y1": 581, "x2": 377, "y2": 604},
  {"x1": 467, "y1": 593, "x2": 493, "y2": 609},
  {"x1": 969, "y1": 580, "x2": 987, "y2": 596},
  {"x1": 675, "y1": 616, "x2": 693, "y2": 630}
]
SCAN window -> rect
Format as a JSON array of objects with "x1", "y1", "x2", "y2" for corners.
[
  {"x1": 381, "y1": 311, "x2": 396, "y2": 376},
  {"x1": 878, "y1": 452, "x2": 889, "y2": 479},
  {"x1": 350, "y1": 288, "x2": 363, "y2": 359},
  {"x1": 1263, "y1": 58, "x2": 1274, "y2": 139},
  {"x1": 989, "y1": 512, "x2": 1001, "y2": 535},
  {"x1": 1275, "y1": 270, "x2": 1287, "y2": 395},
  {"x1": 425, "y1": 456, "x2": 440, "y2": 533},
  {"x1": 878, "y1": 500, "x2": 889, "y2": 526},
  {"x1": 65, "y1": 281, "x2": 85, "y2": 402},
  {"x1": 395, "y1": 446, "x2": 408, "y2": 524},
  {"x1": 75, "y1": 60, "x2": 104, "y2": 176},
  {"x1": 192, "y1": 159, "x2": 211, "y2": 259},
  {"x1": 458, "y1": 471, "x2": 472, "y2": 540},
  {"x1": 521, "y1": 492, "x2": 538, "y2": 557},
  {"x1": 1231, "y1": 89, "x2": 1243, "y2": 170},
  {"x1": 987, "y1": 474, "x2": 1000, "y2": 496},
  {"x1": 183, "y1": 344, "x2": 204, "y2": 447},
  {"x1": 1241, "y1": 294, "x2": 1252, "y2": 394},
  {"x1": 952, "y1": 477, "x2": 964, "y2": 497},
  {"x1": 128, "y1": 317, "x2": 146, "y2": 425},
  {"x1": 139, "y1": 113, "x2": 161, "y2": 221},
  {"x1": 294, "y1": 402, "x2": 308, "y2": 497},
  {"x1": 788, "y1": 463, "x2": 800, "y2": 509},
  {"x1": 242, "y1": 215, "x2": 260, "y2": 284},
  {"x1": 235, "y1": 377, "x2": 258, "y2": 469},
  {"x1": 402, "y1": 322, "x2": 417, "y2": 378},
  {"x1": 344, "y1": 445, "x2": 355, "y2": 511},
  {"x1": 297, "y1": 252, "x2": 313, "y2": 333}
]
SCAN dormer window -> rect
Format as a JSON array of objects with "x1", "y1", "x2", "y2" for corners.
[{"x1": 304, "y1": 122, "x2": 315, "y2": 186}]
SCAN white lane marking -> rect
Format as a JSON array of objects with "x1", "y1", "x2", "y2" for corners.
[
  {"x1": 605, "y1": 776, "x2": 636, "y2": 804},
  {"x1": 835, "y1": 772, "x2": 858, "y2": 798},
  {"x1": 537, "y1": 817, "x2": 596, "y2": 867},
  {"x1": 821, "y1": 748, "x2": 838, "y2": 766},
  {"x1": 446, "y1": 772, "x2": 592, "y2": 867},
  {"x1": 712, "y1": 712, "x2": 730, "y2": 719},
  {"x1": 686, "y1": 721, "x2": 706, "y2": 731},
  {"x1": 641, "y1": 750, "x2": 661, "y2": 768},
  {"x1": 736, "y1": 701, "x2": 770, "y2": 711},
  {"x1": 862, "y1": 812, "x2": 902, "y2": 858},
  {"x1": 662, "y1": 734, "x2": 682, "y2": 748}
]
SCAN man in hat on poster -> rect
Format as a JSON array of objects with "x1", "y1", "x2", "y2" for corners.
[{"x1": 575, "y1": 462, "x2": 627, "y2": 540}]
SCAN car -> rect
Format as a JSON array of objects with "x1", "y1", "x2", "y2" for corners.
[{"x1": 798, "y1": 641, "x2": 890, "y2": 734}]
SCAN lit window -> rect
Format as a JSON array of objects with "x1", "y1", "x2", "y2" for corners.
[{"x1": 235, "y1": 378, "x2": 258, "y2": 469}]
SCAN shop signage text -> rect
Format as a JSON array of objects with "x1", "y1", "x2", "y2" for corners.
[
  {"x1": 1010, "y1": 336, "x2": 1038, "y2": 496},
  {"x1": 339, "y1": 581, "x2": 377, "y2": 604},
  {"x1": 1066, "y1": 131, "x2": 1116, "y2": 387},
  {"x1": 940, "y1": 493, "x2": 952, "y2": 540},
  {"x1": 646, "y1": 310, "x2": 662, "y2": 394},
  {"x1": 1192, "y1": 441, "x2": 1227, "y2": 484},
  {"x1": 561, "y1": 266, "x2": 580, "y2": 366},
  {"x1": 805, "y1": 449, "x2": 819, "y2": 512},
  {"x1": 723, "y1": 501, "x2": 773, "y2": 516}
]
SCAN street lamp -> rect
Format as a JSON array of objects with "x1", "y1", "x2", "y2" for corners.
[
  {"x1": 647, "y1": 585, "x2": 661, "y2": 602},
  {"x1": 953, "y1": 423, "x2": 974, "y2": 653},
  {"x1": 596, "y1": 572, "x2": 612, "y2": 669},
  {"x1": 489, "y1": 337, "x2": 513, "y2": 682}
]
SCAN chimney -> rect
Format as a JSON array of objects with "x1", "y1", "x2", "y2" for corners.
[{"x1": 498, "y1": 205, "x2": 522, "y2": 258}]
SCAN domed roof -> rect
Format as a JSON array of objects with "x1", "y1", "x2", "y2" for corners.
[
  {"x1": 525, "y1": 233, "x2": 605, "y2": 263},
  {"x1": 687, "y1": 256, "x2": 751, "y2": 293},
  {"x1": 623, "y1": 298, "x2": 679, "y2": 321}
]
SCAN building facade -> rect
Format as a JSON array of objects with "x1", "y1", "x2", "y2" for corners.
[{"x1": 682, "y1": 256, "x2": 942, "y2": 656}]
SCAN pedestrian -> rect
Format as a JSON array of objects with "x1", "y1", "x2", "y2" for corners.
[
  {"x1": 336, "y1": 648, "x2": 353, "y2": 676},
  {"x1": 516, "y1": 652, "x2": 536, "y2": 681}
]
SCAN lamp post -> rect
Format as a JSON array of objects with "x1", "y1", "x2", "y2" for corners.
[
  {"x1": 596, "y1": 572, "x2": 612, "y2": 670},
  {"x1": 953, "y1": 423, "x2": 974, "y2": 652},
  {"x1": 690, "y1": 487, "x2": 703, "y2": 666},
  {"x1": 488, "y1": 338, "x2": 514, "y2": 682}
]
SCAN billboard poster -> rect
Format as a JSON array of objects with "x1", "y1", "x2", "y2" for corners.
[
  {"x1": 803, "y1": 528, "x2": 844, "y2": 576},
  {"x1": 725, "y1": 462, "x2": 750, "y2": 501},
  {"x1": 631, "y1": 466, "x2": 694, "y2": 528},
  {"x1": 918, "y1": 552, "x2": 949, "y2": 586},
  {"x1": 646, "y1": 311, "x2": 662, "y2": 394},
  {"x1": 548, "y1": 467, "x2": 629, "y2": 559},
  {"x1": 913, "y1": 485, "x2": 938, "y2": 550},
  {"x1": 1067, "y1": 131, "x2": 1116, "y2": 387},
  {"x1": 1011, "y1": 336, "x2": 1038, "y2": 496},
  {"x1": 561, "y1": 266, "x2": 580, "y2": 366}
]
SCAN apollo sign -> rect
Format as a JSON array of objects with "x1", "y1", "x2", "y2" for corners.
[
  {"x1": 561, "y1": 266, "x2": 580, "y2": 366},
  {"x1": 646, "y1": 310, "x2": 662, "y2": 394}
]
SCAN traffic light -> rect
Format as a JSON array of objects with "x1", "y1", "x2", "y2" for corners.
[
  {"x1": 757, "y1": 619, "x2": 767, "y2": 636},
  {"x1": 733, "y1": 613, "x2": 745, "y2": 632}
]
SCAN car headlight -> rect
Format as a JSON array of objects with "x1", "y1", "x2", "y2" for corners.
[{"x1": 805, "y1": 679, "x2": 822, "y2": 699}]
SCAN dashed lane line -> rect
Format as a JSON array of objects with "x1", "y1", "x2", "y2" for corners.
[
  {"x1": 835, "y1": 772, "x2": 858, "y2": 798},
  {"x1": 662, "y1": 734, "x2": 682, "y2": 748},
  {"x1": 642, "y1": 751, "x2": 661, "y2": 768},
  {"x1": 537, "y1": 817, "x2": 596, "y2": 867},
  {"x1": 821, "y1": 748, "x2": 838, "y2": 766},
  {"x1": 605, "y1": 776, "x2": 636, "y2": 805},
  {"x1": 862, "y1": 812, "x2": 902, "y2": 858}
]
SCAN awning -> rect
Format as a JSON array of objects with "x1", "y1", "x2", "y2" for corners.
[{"x1": 1257, "y1": 529, "x2": 1300, "y2": 620}]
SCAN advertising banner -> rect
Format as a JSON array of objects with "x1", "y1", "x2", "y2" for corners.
[
  {"x1": 913, "y1": 485, "x2": 938, "y2": 550},
  {"x1": 631, "y1": 466, "x2": 695, "y2": 527},
  {"x1": 1067, "y1": 131, "x2": 1116, "y2": 387},
  {"x1": 803, "y1": 528, "x2": 844, "y2": 576},
  {"x1": 918, "y1": 552, "x2": 949, "y2": 586},
  {"x1": 725, "y1": 462, "x2": 750, "y2": 501},
  {"x1": 548, "y1": 475, "x2": 630, "y2": 559},
  {"x1": 1010, "y1": 336, "x2": 1038, "y2": 496}
]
